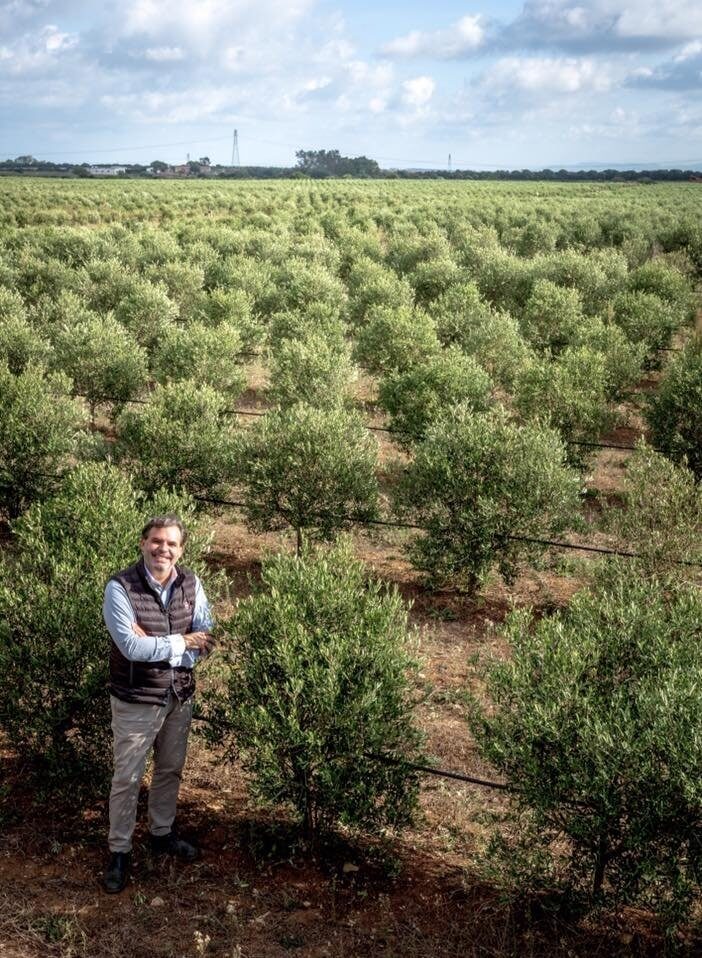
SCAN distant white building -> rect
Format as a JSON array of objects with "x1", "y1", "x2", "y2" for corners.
[{"x1": 88, "y1": 165, "x2": 128, "y2": 176}]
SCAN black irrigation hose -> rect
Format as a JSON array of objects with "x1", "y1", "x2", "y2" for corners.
[
  {"x1": 364, "y1": 752, "x2": 513, "y2": 791},
  {"x1": 80, "y1": 394, "x2": 655, "y2": 453},
  {"x1": 193, "y1": 494, "x2": 702, "y2": 568}
]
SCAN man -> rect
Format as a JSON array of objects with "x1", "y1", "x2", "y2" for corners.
[{"x1": 102, "y1": 514, "x2": 214, "y2": 894}]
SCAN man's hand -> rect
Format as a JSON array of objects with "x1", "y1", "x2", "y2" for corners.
[{"x1": 184, "y1": 631, "x2": 215, "y2": 655}]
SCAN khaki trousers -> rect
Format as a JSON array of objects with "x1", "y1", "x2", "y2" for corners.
[{"x1": 108, "y1": 693, "x2": 193, "y2": 853}]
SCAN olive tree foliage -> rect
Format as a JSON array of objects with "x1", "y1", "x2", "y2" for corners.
[
  {"x1": 464, "y1": 244, "x2": 533, "y2": 315},
  {"x1": 268, "y1": 304, "x2": 346, "y2": 350},
  {"x1": 346, "y1": 256, "x2": 415, "y2": 327},
  {"x1": 514, "y1": 347, "x2": 616, "y2": 465},
  {"x1": 0, "y1": 363, "x2": 87, "y2": 518},
  {"x1": 503, "y1": 217, "x2": 560, "y2": 258},
  {"x1": 607, "y1": 443, "x2": 702, "y2": 575},
  {"x1": 519, "y1": 279, "x2": 585, "y2": 352},
  {"x1": 78, "y1": 257, "x2": 137, "y2": 312},
  {"x1": 234, "y1": 404, "x2": 379, "y2": 553},
  {"x1": 201, "y1": 287, "x2": 263, "y2": 350},
  {"x1": 611, "y1": 291, "x2": 678, "y2": 364},
  {"x1": 113, "y1": 277, "x2": 178, "y2": 351},
  {"x1": 646, "y1": 337, "x2": 702, "y2": 480},
  {"x1": 470, "y1": 569, "x2": 702, "y2": 929},
  {"x1": 144, "y1": 260, "x2": 205, "y2": 321},
  {"x1": 432, "y1": 282, "x2": 532, "y2": 390},
  {"x1": 267, "y1": 333, "x2": 357, "y2": 409},
  {"x1": 50, "y1": 312, "x2": 149, "y2": 420},
  {"x1": 431, "y1": 280, "x2": 493, "y2": 344},
  {"x1": 627, "y1": 258, "x2": 695, "y2": 317},
  {"x1": 397, "y1": 408, "x2": 580, "y2": 589},
  {"x1": 0, "y1": 462, "x2": 209, "y2": 792},
  {"x1": 207, "y1": 254, "x2": 276, "y2": 315},
  {"x1": 202, "y1": 541, "x2": 423, "y2": 839},
  {"x1": 262, "y1": 258, "x2": 348, "y2": 318},
  {"x1": 378, "y1": 348, "x2": 493, "y2": 447},
  {"x1": 150, "y1": 321, "x2": 247, "y2": 400},
  {"x1": 0, "y1": 286, "x2": 51, "y2": 372},
  {"x1": 534, "y1": 248, "x2": 629, "y2": 316},
  {"x1": 115, "y1": 380, "x2": 238, "y2": 498},
  {"x1": 571, "y1": 318, "x2": 645, "y2": 401},
  {"x1": 354, "y1": 304, "x2": 440, "y2": 375},
  {"x1": 407, "y1": 257, "x2": 463, "y2": 307}
]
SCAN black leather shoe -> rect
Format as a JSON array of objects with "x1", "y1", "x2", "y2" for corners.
[
  {"x1": 103, "y1": 852, "x2": 131, "y2": 893},
  {"x1": 149, "y1": 832, "x2": 200, "y2": 862}
]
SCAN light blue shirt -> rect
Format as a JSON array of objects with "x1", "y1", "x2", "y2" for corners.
[{"x1": 103, "y1": 565, "x2": 213, "y2": 669}]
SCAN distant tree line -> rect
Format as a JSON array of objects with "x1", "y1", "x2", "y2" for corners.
[{"x1": 1, "y1": 152, "x2": 701, "y2": 182}]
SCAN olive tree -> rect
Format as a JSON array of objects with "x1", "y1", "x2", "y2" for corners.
[
  {"x1": 611, "y1": 291, "x2": 678, "y2": 364},
  {"x1": 202, "y1": 541, "x2": 423, "y2": 839},
  {"x1": 0, "y1": 363, "x2": 87, "y2": 517},
  {"x1": 519, "y1": 279, "x2": 585, "y2": 352},
  {"x1": 346, "y1": 256, "x2": 415, "y2": 327},
  {"x1": 646, "y1": 337, "x2": 702, "y2": 480},
  {"x1": 201, "y1": 287, "x2": 262, "y2": 350},
  {"x1": 397, "y1": 407, "x2": 580, "y2": 589},
  {"x1": 607, "y1": 443, "x2": 702, "y2": 574},
  {"x1": 51, "y1": 312, "x2": 148, "y2": 421},
  {"x1": 433, "y1": 284, "x2": 532, "y2": 389},
  {"x1": 116, "y1": 380, "x2": 238, "y2": 498},
  {"x1": 354, "y1": 304, "x2": 440, "y2": 375},
  {"x1": 514, "y1": 347, "x2": 616, "y2": 465},
  {"x1": 150, "y1": 321, "x2": 247, "y2": 400},
  {"x1": 114, "y1": 277, "x2": 178, "y2": 351},
  {"x1": 378, "y1": 348, "x2": 493, "y2": 447},
  {"x1": 267, "y1": 333, "x2": 356, "y2": 409},
  {"x1": 234, "y1": 404, "x2": 379, "y2": 553},
  {"x1": 470, "y1": 569, "x2": 702, "y2": 929},
  {"x1": 0, "y1": 304, "x2": 51, "y2": 373},
  {"x1": 572, "y1": 318, "x2": 645, "y2": 402}
]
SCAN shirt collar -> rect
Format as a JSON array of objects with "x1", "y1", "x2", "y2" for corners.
[{"x1": 143, "y1": 565, "x2": 178, "y2": 592}]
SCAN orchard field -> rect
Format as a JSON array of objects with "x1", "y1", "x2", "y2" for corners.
[{"x1": 1, "y1": 176, "x2": 702, "y2": 957}]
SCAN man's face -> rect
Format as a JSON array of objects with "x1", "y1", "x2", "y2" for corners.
[{"x1": 140, "y1": 525, "x2": 184, "y2": 583}]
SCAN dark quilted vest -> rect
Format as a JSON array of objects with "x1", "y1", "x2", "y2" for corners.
[{"x1": 108, "y1": 558, "x2": 197, "y2": 705}]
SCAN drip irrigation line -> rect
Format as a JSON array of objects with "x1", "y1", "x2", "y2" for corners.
[
  {"x1": 564, "y1": 439, "x2": 644, "y2": 451},
  {"x1": 192, "y1": 495, "x2": 702, "y2": 567},
  {"x1": 364, "y1": 753, "x2": 513, "y2": 791},
  {"x1": 71, "y1": 393, "x2": 661, "y2": 453}
]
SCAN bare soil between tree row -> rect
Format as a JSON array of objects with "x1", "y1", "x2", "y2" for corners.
[{"x1": 1, "y1": 327, "x2": 700, "y2": 958}]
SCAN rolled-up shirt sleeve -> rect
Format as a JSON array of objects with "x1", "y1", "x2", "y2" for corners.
[{"x1": 103, "y1": 580, "x2": 187, "y2": 665}]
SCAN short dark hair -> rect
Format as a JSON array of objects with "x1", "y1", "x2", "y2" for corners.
[{"x1": 140, "y1": 514, "x2": 187, "y2": 546}]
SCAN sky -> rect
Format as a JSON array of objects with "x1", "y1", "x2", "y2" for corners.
[{"x1": 1, "y1": 0, "x2": 702, "y2": 169}]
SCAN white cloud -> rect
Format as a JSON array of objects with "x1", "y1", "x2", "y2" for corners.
[
  {"x1": 101, "y1": 85, "x2": 241, "y2": 123},
  {"x1": 675, "y1": 41, "x2": 702, "y2": 63},
  {"x1": 0, "y1": 23, "x2": 79, "y2": 76},
  {"x1": 43, "y1": 24, "x2": 78, "y2": 52},
  {"x1": 401, "y1": 75, "x2": 435, "y2": 108},
  {"x1": 122, "y1": 0, "x2": 314, "y2": 49},
  {"x1": 500, "y1": 0, "x2": 702, "y2": 53},
  {"x1": 383, "y1": 15, "x2": 484, "y2": 59},
  {"x1": 144, "y1": 46, "x2": 184, "y2": 62},
  {"x1": 613, "y1": 1, "x2": 702, "y2": 41},
  {"x1": 482, "y1": 56, "x2": 610, "y2": 95}
]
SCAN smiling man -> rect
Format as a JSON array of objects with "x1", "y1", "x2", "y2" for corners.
[{"x1": 101, "y1": 514, "x2": 214, "y2": 894}]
